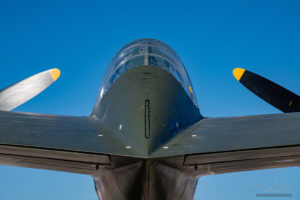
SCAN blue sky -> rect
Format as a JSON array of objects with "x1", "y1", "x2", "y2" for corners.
[{"x1": 0, "y1": 0, "x2": 300, "y2": 199}]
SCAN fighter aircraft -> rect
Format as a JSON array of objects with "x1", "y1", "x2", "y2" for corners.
[{"x1": 0, "y1": 39, "x2": 299, "y2": 200}]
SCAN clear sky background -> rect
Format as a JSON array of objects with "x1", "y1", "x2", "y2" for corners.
[{"x1": 0, "y1": 0, "x2": 300, "y2": 199}]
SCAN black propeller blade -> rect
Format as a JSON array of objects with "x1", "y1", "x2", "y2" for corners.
[{"x1": 233, "y1": 68, "x2": 300, "y2": 113}]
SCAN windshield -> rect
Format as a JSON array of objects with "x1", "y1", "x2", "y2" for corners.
[{"x1": 99, "y1": 38, "x2": 197, "y2": 106}]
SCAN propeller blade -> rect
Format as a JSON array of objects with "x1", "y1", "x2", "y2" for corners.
[
  {"x1": 233, "y1": 68, "x2": 300, "y2": 113},
  {"x1": 0, "y1": 68, "x2": 60, "y2": 111}
]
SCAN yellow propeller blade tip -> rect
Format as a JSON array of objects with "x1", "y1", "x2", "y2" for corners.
[
  {"x1": 50, "y1": 68, "x2": 61, "y2": 81},
  {"x1": 233, "y1": 68, "x2": 245, "y2": 81}
]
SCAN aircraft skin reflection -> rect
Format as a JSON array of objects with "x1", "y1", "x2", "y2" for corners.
[
  {"x1": 91, "y1": 39, "x2": 202, "y2": 199},
  {"x1": 92, "y1": 39, "x2": 201, "y2": 156},
  {"x1": 1, "y1": 39, "x2": 300, "y2": 200}
]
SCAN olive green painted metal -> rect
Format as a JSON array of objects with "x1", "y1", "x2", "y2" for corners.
[
  {"x1": 0, "y1": 66, "x2": 201, "y2": 158},
  {"x1": 93, "y1": 158, "x2": 198, "y2": 200},
  {"x1": 151, "y1": 112, "x2": 300, "y2": 157},
  {"x1": 0, "y1": 39, "x2": 300, "y2": 200},
  {"x1": 184, "y1": 146, "x2": 300, "y2": 175},
  {"x1": 0, "y1": 110, "x2": 138, "y2": 157},
  {"x1": 92, "y1": 66, "x2": 201, "y2": 157}
]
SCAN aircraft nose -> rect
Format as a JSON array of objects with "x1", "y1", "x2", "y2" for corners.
[{"x1": 98, "y1": 39, "x2": 198, "y2": 107}]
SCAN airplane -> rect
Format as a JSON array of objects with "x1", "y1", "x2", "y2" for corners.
[{"x1": 0, "y1": 38, "x2": 299, "y2": 200}]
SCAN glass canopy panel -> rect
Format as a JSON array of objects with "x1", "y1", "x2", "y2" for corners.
[{"x1": 99, "y1": 39, "x2": 197, "y2": 106}]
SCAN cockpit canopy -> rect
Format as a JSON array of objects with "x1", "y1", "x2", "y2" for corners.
[{"x1": 99, "y1": 39, "x2": 198, "y2": 106}]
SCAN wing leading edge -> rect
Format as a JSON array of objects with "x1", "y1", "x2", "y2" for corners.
[
  {"x1": 151, "y1": 113, "x2": 300, "y2": 175},
  {"x1": 1, "y1": 110, "x2": 300, "y2": 176},
  {"x1": 0, "y1": 110, "x2": 142, "y2": 174}
]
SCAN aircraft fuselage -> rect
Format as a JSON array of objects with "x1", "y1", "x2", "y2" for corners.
[{"x1": 91, "y1": 39, "x2": 202, "y2": 199}]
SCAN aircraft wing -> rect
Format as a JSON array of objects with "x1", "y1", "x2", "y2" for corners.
[
  {"x1": 151, "y1": 112, "x2": 300, "y2": 175},
  {"x1": 0, "y1": 110, "x2": 139, "y2": 175},
  {"x1": 2, "y1": 110, "x2": 300, "y2": 177}
]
